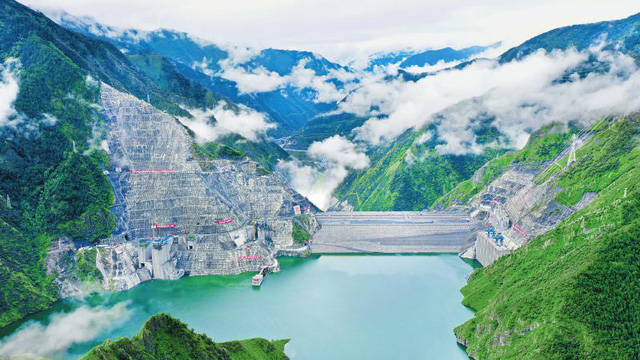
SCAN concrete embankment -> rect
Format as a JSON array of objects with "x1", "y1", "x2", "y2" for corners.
[{"x1": 311, "y1": 211, "x2": 481, "y2": 254}]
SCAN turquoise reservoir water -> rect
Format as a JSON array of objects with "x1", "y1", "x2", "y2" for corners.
[{"x1": 0, "y1": 255, "x2": 477, "y2": 359}]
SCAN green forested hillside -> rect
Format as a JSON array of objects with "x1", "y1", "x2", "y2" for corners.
[
  {"x1": 0, "y1": 9, "x2": 115, "y2": 324},
  {"x1": 126, "y1": 51, "x2": 221, "y2": 110},
  {"x1": 82, "y1": 313, "x2": 289, "y2": 360},
  {"x1": 455, "y1": 115, "x2": 640, "y2": 359},
  {"x1": 334, "y1": 126, "x2": 503, "y2": 211},
  {"x1": 0, "y1": 0, "x2": 213, "y2": 327},
  {"x1": 0, "y1": 0, "x2": 294, "y2": 327},
  {"x1": 500, "y1": 12, "x2": 640, "y2": 63},
  {"x1": 433, "y1": 122, "x2": 577, "y2": 209}
]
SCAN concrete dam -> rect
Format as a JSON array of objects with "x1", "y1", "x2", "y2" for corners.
[{"x1": 311, "y1": 212, "x2": 481, "y2": 254}]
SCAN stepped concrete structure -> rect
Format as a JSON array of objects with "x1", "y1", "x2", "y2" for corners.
[
  {"x1": 97, "y1": 84, "x2": 313, "y2": 290},
  {"x1": 311, "y1": 212, "x2": 481, "y2": 253},
  {"x1": 470, "y1": 120, "x2": 608, "y2": 266}
]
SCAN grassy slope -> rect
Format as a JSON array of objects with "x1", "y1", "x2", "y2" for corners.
[
  {"x1": 455, "y1": 116, "x2": 640, "y2": 359},
  {"x1": 335, "y1": 127, "x2": 502, "y2": 211},
  {"x1": 82, "y1": 313, "x2": 289, "y2": 360},
  {"x1": 433, "y1": 122, "x2": 577, "y2": 209}
]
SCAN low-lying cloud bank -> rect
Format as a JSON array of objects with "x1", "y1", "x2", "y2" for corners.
[
  {"x1": 277, "y1": 135, "x2": 369, "y2": 210},
  {"x1": 0, "y1": 302, "x2": 131, "y2": 358},
  {"x1": 281, "y1": 44, "x2": 640, "y2": 208},
  {"x1": 178, "y1": 102, "x2": 275, "y2": 143},
  {"x1": 336, "y1": 46, "x2": 640, "y2": 153},
  {"x1": 214, "y1": 57, "x2": 358, "y2": 103},
  {"x1": 0, "y1": 58, "x2": 60, "y2": 133},
  {"x1": 0, "y1": 58, "x2": 21, "y2": 128}
]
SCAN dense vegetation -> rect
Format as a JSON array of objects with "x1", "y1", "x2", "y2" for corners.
[
  {"x1": 335, "y1": 125, "x2": 504, "y2": 211},
  {"x1": 500, "y1": 12, "x2": 640, "y2": 62},
  {"x1": 0, "y1": 0, "x2": 222, "y2": 327},
  {"x1": 0, "y1": 0, "x2": 118, "y2": 326},
  {"x1": 82, "y1": 313, "x2": 289, "y2": 360},
  {"x1": 455, "y1": 116, "x2": 640, "y2": 359},
  {"x1": 127, "y1": 52, "x2": 221, "y2": 111},
  {"x1": 433, "y1": 122, "x2": 577, "y2": 209},
  {"x1": 291, "y1": 221, "x2": 311, "y2": 245},
  {"x1": 75, "y1": 248, "x2": 102, "y2": 283},
  {"x1": 192, "y1": 134, "x2": 290, "y2": 172}
]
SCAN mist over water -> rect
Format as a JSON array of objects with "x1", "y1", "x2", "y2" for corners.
[{"x1": 0, "y1": 255, "x2": 476, "y2": 360}]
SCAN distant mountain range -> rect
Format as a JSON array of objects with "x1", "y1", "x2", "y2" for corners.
[
  {"x1": 1, "y1": 1, "x2": 639, "y2": 359},
  {"x1": 366, "y1": 42, "x2": 501, "y2": 70},
  {"x1": 332, "y1": 11, "x2": 640, "y2": 212},
  {"x1": 51, "y1": 10, "x2": 501, "y2": 137},
  {"x1": 500, "y1": 12, "x2": 640, "y2": 62}
]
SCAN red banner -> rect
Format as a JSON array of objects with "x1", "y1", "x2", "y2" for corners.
[
  {"x1": 513, "y1": 224, "x2": 528, "y2": 237},
  {"x1": 130, "y1": 169, "x2": 175, "y2": 174}
]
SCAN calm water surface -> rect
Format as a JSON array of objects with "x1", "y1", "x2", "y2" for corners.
[{"x1": 1, "y1": 255, "x2": 477, "y2": 360}]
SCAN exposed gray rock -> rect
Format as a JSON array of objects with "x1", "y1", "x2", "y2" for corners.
[
  {"x1": 46, "y1": 237, "x2": 103, "y2": 297},
  {"x1": 96, "y1": 84, "x2": 314, "y2": 290}
]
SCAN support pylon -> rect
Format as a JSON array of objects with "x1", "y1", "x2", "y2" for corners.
[{"x1": 567, "y1": 134, "x2": 577, "y2": 167}]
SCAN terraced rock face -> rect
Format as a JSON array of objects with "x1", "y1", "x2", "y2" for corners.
[
  {"x1": 471, "y1": 131, "x2": 599, "y2": 265},
  {"x1": 98, "y1": 84, "x2": 309, "y2": 289}
]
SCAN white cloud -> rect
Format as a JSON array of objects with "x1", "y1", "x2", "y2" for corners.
[
  {"x1": 0, "y1": 58, "x2": 22, "y2": 128},
  {"x1": 223, "y1": 45, "x2": 260, "y2": 65},
  {"x1": 22, "y1": 0, "x2": 639, "y2": 65},
  {"x1": 277, "y1": 136, "x2": 369, "y2": 210},
  {"x1": 308, "y1": 135, "x2": 370, "y2": 168},
  {"x1": 218, "y1": 59, "x2": 288, "y2": 93},
  {"x1": 0, "y1": 302, "x2": 131, "y2": 358},
  {"x1": 192, "y1": 57, "x2": 215, "y2": 77},
  {"x1": 433, "y1": 48, "x2": 640, "y2": 154},
  {"x1": 348, "y1": 48, "x2": 586, "y2": 145},
  {"x1": 178, "y1": 102, "x2": 275, "y2": 143},
  {"x1": 335, "y1": 46, "x2": 640, "y2": 154},
  {"x1": 402, "y1": 59, "x2": 463, "y2": 74},
  {"x1": 286, "y1": 60, "x2": 357, "y2": 103},
  {"x1": 217, "y1": 57, "x2": 357, "y2": 103}
]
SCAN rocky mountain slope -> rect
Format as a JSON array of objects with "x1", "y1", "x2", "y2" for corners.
[
  {"x1": 96, "y1": 84, "x2": 312, "y2": 290},
  {"x1": 81, "y1": 313, "x2": 289, "y2": 360},
  {"x1": 52, "y1": 11, "x2": 350, "y2": 135},
  {"x1": 0, "y1": 0, "x2": 313, "y2": 327},
  {"x1": 454, "y1": 114, "x2": 640, "y2": 359},
  {"x1": 332, "y1": 12, "x2": 640, "y2": 212}
]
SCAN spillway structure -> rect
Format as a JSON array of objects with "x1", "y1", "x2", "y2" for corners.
[{"x1": 311, "y1": 212, "x2": 481, "y2": 254}]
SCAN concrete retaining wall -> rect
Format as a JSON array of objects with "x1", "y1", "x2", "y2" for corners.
[
  {"x1": 311, "y1": 212, "x2": 480, "y2": 254},
  {"x1": 475, "y1": 233, "x2": 512, "y2": 266}
]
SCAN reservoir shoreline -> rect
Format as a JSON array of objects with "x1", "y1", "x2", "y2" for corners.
[{"x1": 0, "y1": 254, "x2": 476, "y2": 360}]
